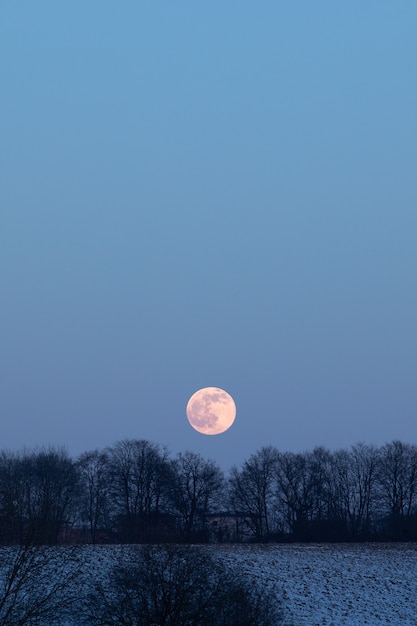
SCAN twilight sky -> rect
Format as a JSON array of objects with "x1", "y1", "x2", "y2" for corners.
[{"x1": 1, "y1": 2, "x2": 416, "y2": 470}]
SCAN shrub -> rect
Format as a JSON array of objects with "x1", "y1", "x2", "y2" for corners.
[{"x1": 84, "y1": 544, "x2": 283, "y2": 625}]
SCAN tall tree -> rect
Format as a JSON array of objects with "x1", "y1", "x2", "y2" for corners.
[
  {"x1": 330, "y1": 444, "x2": 379, "y2": 539},
  {"x1": 107, "y1": 439, "x2": 170, "y2": 542},
  {"x1": 377, "y1": 441, "x2": 417, "y2": 539},
  {"x1": 169, "y1": 451, "x2": 225, "y2": 541},
  {"x1": 21, "y1": 448, "x2": 79, "y2": 545},
  {"x1": 0, "y1": 451, "x2": 26, "y2": 544},
  {"x1": 275, "y1": 451, "x2": 317, "y2": 537},
  {"x1": 77, "y1": 450, "x2": 111, "y2": 543},
  {"x1": 229, "y1": 446, "x2": 278, "y2": 539}
]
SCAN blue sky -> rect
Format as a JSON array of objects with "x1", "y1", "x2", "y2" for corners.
[{"x1": 1, "y1": 2, "x2": 416, "y2": 469}]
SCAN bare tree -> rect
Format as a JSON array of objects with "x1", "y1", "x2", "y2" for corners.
[
  {"x1": 14, "y1": 447, "x2": 79, "y2": 545},
  {"x1": 329, "y1": 444, "x2": 379, "y2": 539},
  {"x1": 0, "y1": 542, "x2": 80, "y2": 625},
  {"x1": 168, "y1": 451, "x2": 225, "y2": 541},
  {"x1": 229, "y1": 446, "x2": 278, "y2": 539},
  {"x1": 275, "y1": 451, "x2": 318, "y2": 537},
  {"x1": 107, "y1": 439, "x2": 171, "y2": 542},
  {"x1": 377, "y1": 441, "x2": 417, "y2": 539},
  {"x1": 0, "y1": 451, "x2": 26, "y2": 544},
  {"x1": 84, "y1": 544, "x2": 283, "y2": 626},
  {"x1": 77, "y1": 450, "x2": 112, "y2": 543}
]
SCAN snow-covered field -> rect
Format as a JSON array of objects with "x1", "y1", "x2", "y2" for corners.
[
  {"x1": 217, "y1": 543, "x2": 417, "y2": 625},
  {"x1": 1, "y1": 543, "x2": 417, "y2": 625}
]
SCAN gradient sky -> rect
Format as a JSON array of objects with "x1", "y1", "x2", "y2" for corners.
[{"x1": 1, "y1": 2, "x2": 416, "y2": 470}]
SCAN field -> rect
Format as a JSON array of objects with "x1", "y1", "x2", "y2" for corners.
[
  {"x1": 1, "y1": 543, "x2": 417, "y2": 625},
  {"x1": 217, "y1": 543, "x2": 417, "y2": 625}
]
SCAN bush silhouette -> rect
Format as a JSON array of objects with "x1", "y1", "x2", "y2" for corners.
[{"x1": 85, "y1": 544, "x2": 283, "y2": 625}]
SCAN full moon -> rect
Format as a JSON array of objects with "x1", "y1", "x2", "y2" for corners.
[{"x1": 186, "y1": 387, "x2": 236, "y2": 435}]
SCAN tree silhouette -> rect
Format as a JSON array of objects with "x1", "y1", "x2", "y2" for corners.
[{"x1": 84, "y1": 544, "x2": 283, "y2": 626}]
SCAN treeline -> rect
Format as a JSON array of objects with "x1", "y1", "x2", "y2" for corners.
[
  {"x1": 231, "y1": 441, "x2": 417, "y2": 542},
  {"x1": 1, "y1": 439, "x2": 417, "y2": 544}
]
